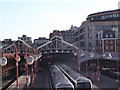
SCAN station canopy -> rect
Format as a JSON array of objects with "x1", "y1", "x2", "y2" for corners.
[
  {"x1": 37, "y1": 36, "x2": 79, "y2": 56},
  {"x1": 2, "y1": 39, "x2": 34, "y2": 54}
]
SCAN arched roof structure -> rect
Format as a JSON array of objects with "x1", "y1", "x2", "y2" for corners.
[{"x1": 37, "y1": 36, "x2": 79, "y2": 56}]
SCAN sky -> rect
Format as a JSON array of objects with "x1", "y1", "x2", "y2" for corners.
[{"x1": 0, "y1": 0, "x2": 119, "y2": 41}]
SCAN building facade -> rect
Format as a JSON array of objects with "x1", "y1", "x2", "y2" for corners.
[
  {"x1": 2, "y1": 39, "x2": 14, "y2": 48},
  {"x1": 18, "y1": 35, "x2": 32, "y2": 45},
  {"x1": 49, "y1": 30, "x2": 61, "y2": 39},
  {"x1": 33, "y1": 37, "x2": 49, "y2": 48},
  {"x1": 49, "y1": 25, "x2": 78, "y2": 44},
  {"x1": 74, "y1": 9, "x2": 120, "y2": 51},
  {"x1": 99, "y1": 30, "x2": 120, "y2": 53}
]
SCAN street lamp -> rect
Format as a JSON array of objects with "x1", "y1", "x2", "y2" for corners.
[
  {"x1": 85, "y1": 49, "x2": 89, "y2": 78},
  {"x1": 33, "y1": 55, "x2": 38, "y2": 74},
  {"x1": 26, "y1": 56, "x2": 34, "y2": 65},
  {"x1": 13, "y1": 45, "x2": 21, "y2": 88},
  {"x1": 26, "y1": 56, "x2": 34, "y2": 87},
  {"x1": 90, "y1": 51, "x2": 95, "y2": 81},
  {"x1": 76, "y1": 49, "x2": 80, "y2": 73}
]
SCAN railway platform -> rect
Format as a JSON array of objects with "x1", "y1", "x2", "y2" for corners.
[{"x1": 6, "y1": 73, "x2": 28, "y2": 90}]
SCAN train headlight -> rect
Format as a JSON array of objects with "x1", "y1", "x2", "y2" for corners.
[
  {"x1": 0, "y1": 57, "x2": 7, "y2": 66},
  {"x1": 48, "y1": 62, "x2": 51, "y2": 65},
  {"x1": 26, "y1": 56, "x2": 34, "y2": 65}
]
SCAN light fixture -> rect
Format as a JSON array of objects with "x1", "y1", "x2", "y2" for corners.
[
  {"x1": 102, "y1": 53, "x2": 106, "y2": 57},
  {"x1": 103, "y1": 52, "x2": 112, "y2": 59},
  {"x1": 67, "y1": 51, "x2": 69, "y2": 52},
  {"x1": 80, "y1": 51, "x2": 85, "y2": 57},
  {"x1": 26, "y1": 56, "x2": 34, "y2": 65},
  {"x1": 107, "y1": 53, "x2": 112, "y2": 59},
  {"x1": 74, "y1": 52, "x2": 77, "y2": 56},
  {"x1": 0, "y1": 57, "x2": 7, "y2": 66},
  {"x1": 90, "y1": 52, "x2": 94, "y2": 57}
]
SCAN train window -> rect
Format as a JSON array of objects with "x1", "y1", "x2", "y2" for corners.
[
  {"x1": 77, "y1": 83, "x2": 84, "y2": 88},
  {"x1": 84, "y1": 82, "x2": 91, "y2": 88}
]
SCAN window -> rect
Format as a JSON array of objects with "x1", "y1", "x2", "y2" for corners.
[
  {"x1": 106, "y1": 46, "x2": 109, "y2": 50},
  {"x1": 88, "y1": 41, "x2": 92, "y2": 46},
  {"x1": 105, "y1": 34, "x2": 108, "y2": 38},
  {"x1": 88, "y1": 33, "x2": 92, "y2": 38},
  {"x1": 112, "y1": 14, "x2": 117, "y2": 18},
  {"x1": 87, "y1": 26, "x2": 92, "y2": 31},
  {"x1": 105, "y1": 15, "x2": 109, "y2": 18},
  {"x1": 106, "y1": 40, "x2": 109, "y2": 44},
  {"x1": 80, "y1": 41, "x2": 85, "y2": 47},
  {"x1": 110, "y1": 46, "x2": 113, "y2": 49},
  {"x1": 110, "y1": 34, "x2": 113, "y2": 38},
  {"x1": 110, "y1": 40, "x2": 113, "y2": 44},
  {"x1": 80, "y1": 34, "x2": 85, "y2": 39},
  {"x1": 117, "y1": 39, "x2": 120, "y2": 45},
  {"x1": 101, "y1": 16, "x2": 105, "y2": 19}
]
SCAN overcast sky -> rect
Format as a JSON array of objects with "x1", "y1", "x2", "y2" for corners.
[{"x1": 0, "y1": 0, "x2": 119, "y2": 41}]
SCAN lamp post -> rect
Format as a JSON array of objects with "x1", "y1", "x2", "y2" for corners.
[
  {"x1": 14, "y1": 45, "x2": 21, "y2": 88},
  {"x1": 26, "y1": 55, "x2": 34, "y2": 87},
  {"x1": 96, "y1": 31, "x2": 102, "y2": 84},
  {"x1": 95, "y1": 50, "x2": 101, "y2": 84},
  {"x1": 33, "y1": 54, "x2": 38, "y2": 76},
  {"x1": 85, "y1": 49, "x2": 89, "y2": 78},
  {"x1": 90, "y1": 50, "x2": 95, "y2": 82},
  {"x1": 73, "y1": 49, "x2": 80, "y2": 73},
  {"x1": 32, "y1": 55, "x2": 38, "y2": 87},
  {"x1": 77, "y1": 49, "x2": 80, "y2": 73},
  {"x1": 80, "y1": 49, "x2": 85, "y2": 71}
]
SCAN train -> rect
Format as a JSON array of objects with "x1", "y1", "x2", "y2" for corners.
[
  {"x1": 49, "y1": 65, "x2": 74, "y2": 90},
  {"x1": 57, "y1": 64, "x2": 92, "y2": 90}
]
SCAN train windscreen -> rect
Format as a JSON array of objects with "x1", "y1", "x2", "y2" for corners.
[{"x1": 77, "y1": 82, "x2": 91, "y2": 88}]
